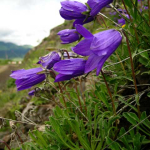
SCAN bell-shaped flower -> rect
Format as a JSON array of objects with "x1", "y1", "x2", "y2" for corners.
[
  {"x1": 72, "y1": 25, "x2": 122, "y2": 75},
  {"x1": 118, "y1": 14, "x2": 129, "y2": 26},
  {"x1": 87, "y1": 0, "x2": 113, "y2": 17},
  {"x1": 53, "y1": 58, "x2": 86, "y2": 82},
  {"x1": 37, "y1": 52, "x2": 61, "y2": 69},
  {"x1": 10, "y1": 67, "x2": 46, "y2": 91},
  {"x1": 28, "y1": 90, "x2": 35, "y2": 96},
  {"x1": 58, "y1": 29, "x2": 80, "y2": 44},
  {"x1": 60, "y1": 1, "x2": 87, "y2": 20}
]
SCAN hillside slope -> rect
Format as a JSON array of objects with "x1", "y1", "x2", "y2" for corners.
[{"x1": 0, "y1": 41, "x2": 32, "y2": 59}]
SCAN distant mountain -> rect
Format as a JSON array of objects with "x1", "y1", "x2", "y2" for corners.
[{"x1": 0, "y1": 41, "x2": 32, "y2": 59}]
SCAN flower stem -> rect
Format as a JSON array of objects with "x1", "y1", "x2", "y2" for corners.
[
  {"x1": 74, "y1": 80, "x2": 83, "y2": 112},
  {"x1": 115, "y1": 51, "x2": 127, "y2": 75},
  {"x1": 58, "y1": 82, "x2": 67, "y2": 108},
  {"x1": 121, "y1": 0, "x2": 140, "y2": 44},
  {"x1": 49, "y1": 70, "x2": 67, "y2": 108},
  {"x1": 148, "y1": 0, "x2": 150, "y2": 25},
  {"x1": 15, "y1": 131, "x2": 23, "y2": 144},
  {"x1": 80, "y1": 78, "x2": 87, "y2": 114},
  {"x1": 0, "y1": 140, "x2": 11, "y2": 150},
  {"x1": 62, "y1": 49, "x2": 70, "y2": 59},
  {"x1": 140, "y1": 0, "x2": 143, "y2": 10},
  {"x1": 121, "y1": 0, "x2": 132, "y2": 21},
  {"x1": 123, "y1": 31, "x2": 141, "y2": 118},
  {"x1": 101, "y1": 70, "x2": 116, "y2": 115},
  {"x1": 98, "y1": 15, "x2": 108, "y2": 28},
  {"x1": 62, "y1": 49, "x2": 83, "y2": 112}
]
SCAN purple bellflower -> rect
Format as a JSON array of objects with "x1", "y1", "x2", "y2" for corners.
[
  {"x1": 37, "y1": 52, "x2": 61, "y2": 69},
  {"x1": 72, "y1": 25, "x2": 122, "y2": 75},
  {"x1": 118, "y1": 14, "x2": 129, "y2": 26},
  {"x1": 53, "y1": 58, "x2": 86, "y2": 82},
  {"x1": 10, "y1": 67, "x2": 46, "y2": 91},
  {"x1": 28, "y1": 90, "x2": 35, "y2": 96},
  {"x1": 87, "y1": 0, "x2": 113, "y2": 17},
  {"x1": 58, "y1": 29, "x2": 80, "y2": 44},
  {"x1": 59, "y1": 1, "x2": 87, "y2": 20}
]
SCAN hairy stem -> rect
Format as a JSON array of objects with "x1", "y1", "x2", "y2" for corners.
[
  {"x1": 15, "y1": 131, "x2": 23, "y2": 144},
  {"x1": 63, "y1": 49, "x2": 70, "y2": 59},
  {"x1": 98, "y1": 15, "x2": 108, "y2": 28},
  {"x1": 0, "y1": 141, "x2": 11, "y2": 150},
  {"x1": 49, "y1": 70, "x2": 67, "y2": 108},
  {"x1": 122, "y1": 0, "x2": 140, "y2": 44},
  {"x1": 148, "y1": 0, "x2": 150, "y2": 24},
  {"x1": 58, "y1": 82, "x2": 67, "y2": 108},
  {"x1": 74, "y1": 80, "x2": 83, "y2": 112},
  {"x1": 80, "y1": 78, "x2": 87, "y2": 114},
  {"x1": 115, "y1": 51, "x2": 127, "y2": 75},
  {"x1": 123, "y1": 31, "x2": 141, "y2": 118},
  {"x1": 101, "y1": 70, "x2": 116, "y2": 115}
]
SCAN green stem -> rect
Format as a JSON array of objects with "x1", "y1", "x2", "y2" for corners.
[
  {"x1": 58, "y1": 82, "x2": 67, "y2": 108},
  {"x1": 74, "y1": 80, "x2": 83, "y2": 112},
  {"x1": 98, "y1": 15, "x2": 108, "y2": 28},
  {"x1": 130, "y1": 0, "x2": 150, "y2": 27},
  {"x1": 49, "y1": 70, "x2": 67, "y2": 108},
  {"x1": 115, "y1": 52, "x2": 127, "y2": 76},
  {"x1": 79, "y1": 78, "x2": 87, "y2": 114}
]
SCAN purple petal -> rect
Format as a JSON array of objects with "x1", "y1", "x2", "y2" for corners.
[
  {"x1": 53, "y1": 58, "x2": 86, "y2": 75},
  {"x1": 39, "y1": 52, "x2": 61, "y2": 69},
  {"x1": 59, "y1": 8, "x2": 73, "y2": 20},
  {"x1": 61, "y1": 1, "x2": 87, "y2": 12},
  {"x1": 60, "y1": 1, "x2": 87, "y2": 20},
  {"x1": 75, "y1": 24, "x2": 93, "y2": 38},
  {"x1": 118, "y1": 18, "x2": 125, "y2": 25},
  {"x1": 96, "y1": 57, "x2": 108, "y2": 75},
  {"x1": 55, "y1": 74, "x2": 75, "y2": 82},
  {"x1": 72, "y1": 38, "x2": 93, "y2": 56},
  {"x1": 58, "y1": 29, "x2": 80, "y2": 44},
  {"x1": 85, "y1": 53, "x2": 102, "y2": 74},
  {"x1": 88, "y1": 0, "x2": 113, "y2": 16},
  {"x1": 73, "y1": 16, "x2": 94, "y2": 27},
  {"x1": 91, "y1": 29, "x2": 122, "y2": 56},
  {"x1": 10, "y1": 68, "x2": 43, "y2": 79},
  {"x1": 16, "y1": 73, "x2": 46, "y2": 91},
  {"x1": 28, "y1": 90, "x2": 35, "y2": 96}
]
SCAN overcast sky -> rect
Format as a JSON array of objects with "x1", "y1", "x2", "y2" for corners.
[{"x1": 0, "y1": 0, "x2": 86, "y2": 46}]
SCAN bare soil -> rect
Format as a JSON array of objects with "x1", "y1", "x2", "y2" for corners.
[{"x1": 0, "y1": 65, "x2": 19, "y2": 89}]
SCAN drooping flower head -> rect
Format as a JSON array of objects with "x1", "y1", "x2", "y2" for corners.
[
  {"x1": 72, "y1": 25, "x2": 122, "y2": 75},
  {"x1": 10, "y1": 68, "x2": 46, "y2": 91},
  {"x1": 53, "y1": 58, "x2": 86, "y2": 82},
  {"x1": 118, "y1": 14, "x2": 129, "y2": 26},
  {"x1": 58, "y1": 29, "x2": 80, "y2": 44},
  {"x1": 60, "y1": 1, "x2": 87, "y2": 20},
  {"x1": 87, "y1": 0, "x2": 113, "y2": 17},
  {"x1": 37, "y1": 52, "x2": 61, "y2": 69},
  {"x1": 28, "y1": 90, "x2": 35, "y2": 96}
]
